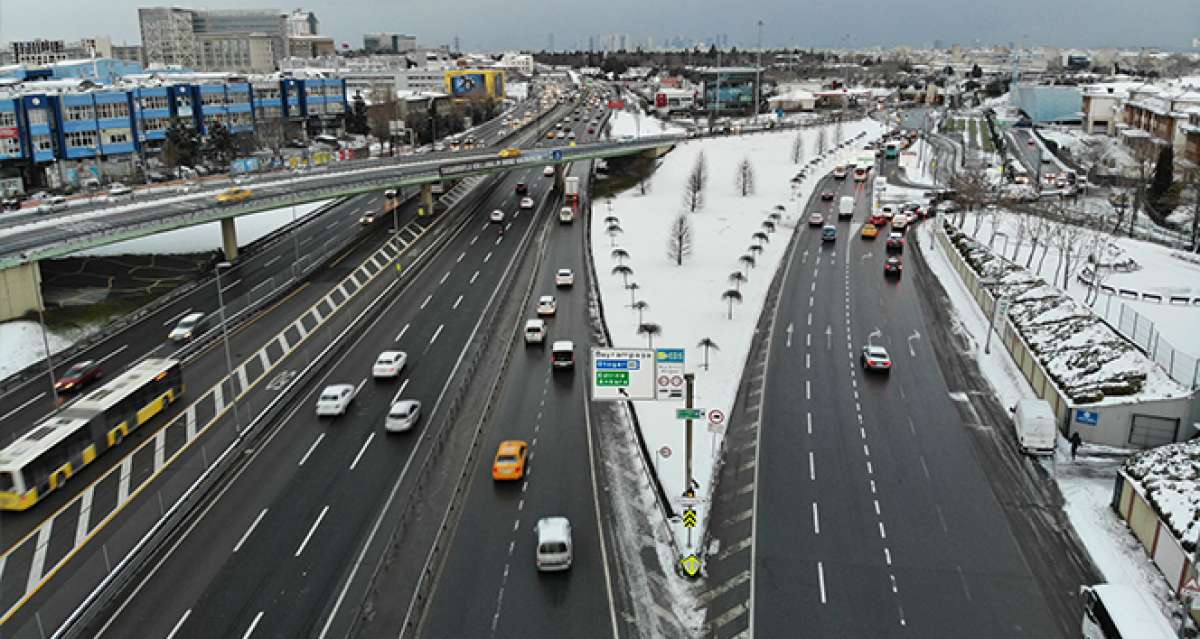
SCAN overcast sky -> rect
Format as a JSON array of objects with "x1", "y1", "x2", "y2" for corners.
[{"x1": 1, "y1": 0, "x2": 1196, "y2": 52}]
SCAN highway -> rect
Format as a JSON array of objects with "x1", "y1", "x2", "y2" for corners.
[
  {"x1": 89, "y1": 87, "x2": 626, "y2": 638},
  {"x1": 0, "y1": 90, "x2": 578, "y2": 635},
  {"x1": 416, "y1": 115, "x2": 619, "y2": 637}
]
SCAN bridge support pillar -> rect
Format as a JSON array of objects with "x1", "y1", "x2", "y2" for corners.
[
  {"x1": 0, "y1": 260, "x2": 43, "y2": 322},
  {"x1": 220, "y1": 218, "x2": 239, "y2": 262},
  {"x1": 554, "y1": 166, "x2": 566, "y2": 191},
  {"x1": 420, "y1": 184, "x2": 435, "y2": 217}
]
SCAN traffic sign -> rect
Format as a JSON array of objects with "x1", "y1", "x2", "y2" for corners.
[
  {"x1": 591, "y1": 348, "x2": 655, "y2": 400},
  {"x1": 658, "y1": 446, "x2": 672, "y2": 459},
  {"x1": 679, "y1": 554, "x2": 702, "y2": 577},
  {"x1": 996, "y1": 296, "x2": 1012, "y2": 316},
  {"x1": 707, "y1": 409, "x2": 725, "y2": 425},
  {"x1": 655, "y1": 348, "x2": 686, "y2": 400},
  {"x1": 682, "y1": 508, "x2": 698, "y2": 528},
  {"x1": 676, "y1": 408, "x2": 705, "y2": 420},
  {"x1": 551, "y1": 149, "x2": 563, "y2": 162},
  {"x1": 1075, "y1": 409, "x2": 1100, "y2": 426}
]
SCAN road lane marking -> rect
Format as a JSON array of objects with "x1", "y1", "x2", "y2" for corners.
[
  {"x1": 154, "y1": 429, "x2": 166, "y2": 470},
  {"x1": 805, "y1": 380, "x2": 811, "y2": 400},
  {"x1": 471, "y1": 234, "x2": 479, "y2": 245},
  {"x1": 457, "y1": 252, "x2": 466, "y2": 263},
  {"x1": 440, "y1": 271, "x2": 450, "y2": 285},
  {"x1": 470, "y1": 271, "x2": 479, "y2": 284},
  {"x1": 349, "y1": 433, "x2": 375, "y2": 471},
  {"x1": 233, "y1": 508, "x2": 269, "y2": 553},
  {"x1": 0, "y1": 393, "x2": 44, "y2": 422},
  {"x1": 452, "y1": 294, "x2": 463, "y2": 310},
  {"x1": 263, "y1": 254, "x2": 281, "y2": 269},
  {"x1": 874, "y1": 499, "x2": 881, "y2": 516},
  {"x1": 243, "y1": 611, "x2": 264, "y2": 639},
  {"x1": 395, "y1": 323, "x2": 410, "y2": 342},
  {"x1": 118, "y1": 456, "x2": 132, "y2": 502},
  {"x1": 866, "y1": 461, "x2": 873, "y2": 475},
  {"x1": 512, "y1": 519, "x2": 520, "y2": 532},
  {"x1": 920, "y1": 456, "x2": 931, "y2": 479},
  {"x1": 162, "y1": 307, "x2": 193, "y2": 327},
  {"x1": 295, "y1": 505, "x2": 330, "y2": 557},
  {"x1": 809, "y1": 452, "x2": 815, "y2": 480},
  {"x1": 817, "y1": 562, "x2": 827, "y2": 604},
  {"x1": 186, "y1": 405, "x2": 197, "y2": 440},
  {"x1": 27, "y1": 523, "x2": 51, "y2": 593},
  {"x1": 167, "y1": 610, "x2": 191, "y2": 639},
  {"x1": 884, "y1": 547, "x2": 892, "y2": 566},
  {"x1": 74, "y1": 487, "x2": 94, "y2": 547},
  {"x1": 805, "y1": 353, "x2": 810, "y2": 369},
  {"x1": 878, "y1": 521, "x2": 887, "y2": 539},
  {"x1": 806, "y1": 412, "x2": 812, "y2": 434},
  {"x1": 429, "y1": 324, "x2": 444, "y2": 345},
  {"x1": 391, "y1": 379, "x2": 410, "y2": 405},
  {"x1": 812, "y1": 502, "x2": 820, "y2": 534},
  {"x1": 484, "y1": 251, "x2": 493, "y2": 263},
  {"x1": 298, "y1": 433, "x2": 325, "y2": 466},
  {"x1": 420, "y1": 294, "x2": 432, "y2": 309}
]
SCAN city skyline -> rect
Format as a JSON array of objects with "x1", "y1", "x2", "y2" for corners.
[{"x1": 1, "y1": 0, "x2": 1197, "y2": 53}]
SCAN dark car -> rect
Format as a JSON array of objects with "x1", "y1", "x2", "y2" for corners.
[
  {"x1": 820, "y1": 191, "x2": 835, "y2": 201},
  {"x1": 515, "y1": 183, "x2": 528, "y2": 195},
  {"x1": 884, "y1": 255, "x2": 903, "y2": 276},
  {"x1": 886, "y1": 233, "x2": 904, "y2": 252},
  {"x1": 55, "y1": 360, "x2": 102, "y2": 393}
]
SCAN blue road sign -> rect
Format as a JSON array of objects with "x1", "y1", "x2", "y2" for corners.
[
  {"x1": 596, "y1": 359, "x2": 640, "y2": 370},
  {"x1": 1075, "y1": 409, "x2": 1100, "y2": 426},
  {"x1": 656, "y1": 348, "x2": 685, "y2": 363},
  {"x1": 551, "y1": 149, "x2": 563, "y2": 161}
]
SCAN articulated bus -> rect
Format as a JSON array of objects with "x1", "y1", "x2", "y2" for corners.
[{"x1": 0, "y1": 358, "x2": 183, "y2": 511}]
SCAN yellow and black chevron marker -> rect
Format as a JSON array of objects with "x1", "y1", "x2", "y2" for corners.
[{"x1": 682, "y1": 508, "x2": 698, "y2": 528}]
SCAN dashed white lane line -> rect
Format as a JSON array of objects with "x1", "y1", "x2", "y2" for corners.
[
  {"x1": 440, "y1": 271, "x2": 451, "y2": 285},
  {"x1": 878, "y1": 521, "x2": 887, "y2": 540},
  {"x1": 809, "y1": 451, "x2": 816, "y2": 481},
  {"x1": 452, "y1": 294, "x2": 464, "y2": 310},
  {"x1": 233, "y1": 508, "x2": 269, "y2": 553},
  {"x1": 806, "y1": 412, "x2": 812, "y2": 434},
  {"x1": 349, "y1": 433, "x2": 376, "y2": 471},
  {"x1": 920, "y1": 455, "x2": 931, "y2": 479},
  {"x1": 457, "y1": 252, "x2": 466, "y2": 263},
  {"x1": 420, "y1": 295, "x2": 432, "y2": 310},
  {"x1": 805, "y1": 353, "x2": 810, "y2": 369},
  {"x1": 817, "y1": 562, "x2": 827, "y2": 604},
  {"x1": 484, "y1": 251, "x2": 493, "y2": 263},
  {"x1": 805, "y1": 380, "x2": 811, "y2": 400},
  {"x1": 391, "y1": 379, "x2": 410, "y2": 405},
  {"x1": 512, "y1": 519, "x2": 520, "y2": 532},
  {"x1": 295, "y1": 505, "x2": 330, "y2": 557},
  {"x1": 429, "y1": 324, "x2": 444, "y2": 345},
  {"x1": 470, "y1": 270, "x2": 480, "y2": 284},
  {"x1": 242, "y1": 611, "x2": 264, "y2": 639},
  {"x1": 299, "y1": 433, "x2": 324, "y2": 466},
  {"x1": 471, "y1": 234, "x2": 479, "y2": 245},
  {"x1": 812, "y1": 502, "x2": 821, "y2": 534},
  {"x1": 167, "y1": 609, "x2": 191, "y2": 639},
  {"x1": 395, "y1": 323, "x2": 410, "y2": 342}
]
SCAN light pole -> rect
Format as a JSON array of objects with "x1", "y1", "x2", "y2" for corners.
[
  {"x1": 214, "y1": 262, "x2": 242, "y2": 435},
  {"x1": 290, "y1": 204, "x2": 301, "y2": 277},
  {"x1": 34, "y1": 292, "x2": 59, "y2": 405},
  {"x1": 386, "y1": 188, "x2": 399, "y2": 234},
  {"x1": 755, "y1": 20, "x2": 763, "y2": 123}
]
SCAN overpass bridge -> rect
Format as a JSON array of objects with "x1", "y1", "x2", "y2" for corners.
[{"x1": 0, "y1": 133, "x2": 679, "y2": 321}]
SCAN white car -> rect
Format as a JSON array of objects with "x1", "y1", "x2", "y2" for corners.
[
  {"x1": 542, "y1": 166, "x2": 555, "y2": 177},
  {"x1": 385, "y1": 399, "x2": 421, "y2": 432},
  {"x1": 536, "y1": 295, "x2": 557, "y2": 316},
  {"x1": 535, "y1": 516, "x2": 573, "y2": 572},
  {"x1": 316, "y1": 383, "x2": 356, "y2": 416},
  {"x1": 168, "y1": 312, "x2": 208, "y2": 342},
  {"x1": 372, "y1": 350, "x2": 408, "y2": 378},
  {"x1": 520, "y1": 196, "x2": 534, "y2": 210},
  {"x1": 524, "y1": 319, "x2": 547, "y2": 344},
  {"x1": 555, "y1": 268, "x2": 574, "y2": 287},
  {"x1": 490, "y1": 209, "x2": 505, "y2": 223},
  {"x1": 108, "y1": 183, "x2": 132, "y2": 197}
]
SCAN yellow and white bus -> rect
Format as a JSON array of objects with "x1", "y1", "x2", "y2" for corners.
[{"x1": 0, "y1": 358, "x2": 183, "y2": 511}]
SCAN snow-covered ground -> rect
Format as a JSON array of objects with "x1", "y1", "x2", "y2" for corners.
[
  {"x1": 589, "y1": 118, "x2": 886, "y2": 554},
  {"x1": 607, "y1": 96, "x2": 687, "y2": 139},
  {"x1": 917, "y1": 219, "x2": 1183, "y2": 624},
  {"x1": 0, "y1": 199, "x2": 333, "y2": 381},
  {"x1": 954, "y1": 208, "x2": 1200, "y2": 364},
  {"x1": 897, "y1": 140, "x2": 937, "y2": 186}
]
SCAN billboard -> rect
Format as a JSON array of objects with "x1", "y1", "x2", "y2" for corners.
[{"x1": 450, "y1": 73, "x2": 488, "y2": 97}]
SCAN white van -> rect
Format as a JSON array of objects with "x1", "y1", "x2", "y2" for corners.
[
  {"x1": 535, "y1": 516, "x2": 573, "y2": 572},
  {"x1": 1015, "y1": 399, "x2": 1056, "y2": 455},
  {"x1": 838, "y1": 196, "x2": 854, "y2": 219},
  {"x1": 524, "y1": 319, "x2": 546, "y2": 344},
  {"x1": 551, "y1": 340, "x2": 575, "y2": 369}
]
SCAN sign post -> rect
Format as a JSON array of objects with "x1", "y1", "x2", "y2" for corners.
[
  {"x1": 985, "y1": 294, "x2": 1010, "y2": 355},
  {"x1": 683, "y1": 371, "x2": 696, "y2": 550}
]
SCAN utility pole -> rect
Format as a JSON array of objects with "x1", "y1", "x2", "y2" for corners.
[
  {"x1": 755, "y1": 20, "x2": 763, "y2": 123},
  {"x1": 684, "y1": 372, "x2": 696, "y2": 507}
]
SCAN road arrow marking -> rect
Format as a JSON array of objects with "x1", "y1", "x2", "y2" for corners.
[
  {"x1": 860, "y1": 251, "x2": 874, "y2": 261},
  {"x1": 786, "y1": 322, "x2": 794, "y2": 348},
  {"x1": 907, "y1": 330, "x2": 921, "y2": 357}
]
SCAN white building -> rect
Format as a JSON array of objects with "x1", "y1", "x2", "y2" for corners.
[{"x1": 499, "y1": 52, "x2": 534, "y2": 76}]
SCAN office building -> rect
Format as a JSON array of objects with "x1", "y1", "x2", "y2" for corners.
[
  {"x1": 363, "y1": 33, "x2": 418, "y2": 54},
  {"x1": 140, "y1": 6, "x2": 317, "y2": 71}
]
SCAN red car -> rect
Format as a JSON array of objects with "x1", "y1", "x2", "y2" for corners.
[
  {"x1": 55, "y1": 360, "x2": 102, "y2": 393},
  {"x1": 820, "y1": 191, "x2": 835, "y2": 201},
  {"x1": 886, "y1": 233, "x2": 904, "y2": 252},
  {"x1": 869, "y1": 213, "x2": 888, "y2": 226}
]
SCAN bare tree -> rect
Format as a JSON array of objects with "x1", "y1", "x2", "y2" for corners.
[
  {"x1": 752, "y1": 230, "x2": 770, "y2": 246},
  {"x1": 626, "y1": 282, "x2": 640, "y2": 306},
  {"x1": 833, "y1": 119, "x2": 844, "y2": 145},
  {"x1": 606, "y1": 223, "x2": 623, "y2": 247},
  {"x1": 815, "y1": 127, "x2": 828, "y2": 155},
  {"x1": 762, "y1": 220, "x2": 776, "y2": 234},
  {"x1": 721, "y1": 289, "x2": 743, "y2": 319},
  {"x1": 666, "y1": 213, "x2": 694, "y2": 266},
  {"x1": 682, "y1": 151, "x2": 708, "y2": 212},
  {"x1": 735, "y1": 157, "x2": 756, "y2": 197},
  {"x1": 791, "y1": 133, "x2": 805, "y2": 164}
]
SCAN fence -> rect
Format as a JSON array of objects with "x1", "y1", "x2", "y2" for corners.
[
  {"x1": 1086, "y1": 286, "x2": 1200, "y2": 389},
  {"x1": 1112, "y1": 471, "x2": 1197, "y2": 622}
]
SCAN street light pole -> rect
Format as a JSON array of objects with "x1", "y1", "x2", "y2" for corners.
[
  {"x1": 755, "y1": 20, "x2": 763, "y2": 123},
  {"x1": 35, "y1": 301, "x2": 59, "y2": 405},
  {"x1": 214, "y1": 262, "x2": 242, "y2": 435}
]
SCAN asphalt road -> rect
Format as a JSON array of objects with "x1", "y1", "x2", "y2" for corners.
[
  {"x1": 94, "y1": 89, "x2": 618, "y2": 638},
  {"x1": 417, "y1": 117, "x2": 619, "y2": 637},
  {"x1": 751, "y1": 166, "x2": 1063, "y2": 637}
]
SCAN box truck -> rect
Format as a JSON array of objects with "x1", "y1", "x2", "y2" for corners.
[{"x1": 838, "y1": 196, "x2": 855, "y2": 219}]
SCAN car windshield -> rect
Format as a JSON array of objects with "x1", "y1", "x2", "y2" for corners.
[
  {"x1": 177, "y1": 317, "x2": 198, "y2": 329},
  {"x1": 66, "y1": 363, "x2": 89, "y2": 375},
  {"x1": 391, "y1": 406, "x2": 412, "y2": 417}
]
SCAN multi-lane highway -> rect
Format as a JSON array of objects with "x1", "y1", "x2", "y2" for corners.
[{"x1": 705, "y1": 147, "x2": 1094, "y2": 637}]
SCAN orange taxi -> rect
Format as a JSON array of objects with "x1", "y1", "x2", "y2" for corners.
[
  {"x1": 861, "y1": 223, "x2": 879, "y2": 239},
  {"x1": 492, "y1": 440, "x2": 529, "y2": 481}
]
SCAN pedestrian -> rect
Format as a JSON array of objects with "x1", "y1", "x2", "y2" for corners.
[{"x1": 1070, "y1": 432, "x2": 1083, "y2": 461}]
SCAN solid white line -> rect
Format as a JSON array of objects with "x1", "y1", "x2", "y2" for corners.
[
  {"x1": 166, "y1": 610, "x2": 191, "y2": 639},
  {"x1": 429, "y1": 324, "x2": 444, "y2": 345},
  {"x1": 298, "y1": 433, "x2": 325, "y2": 466},
  {"x1": 470, "y1": 271, "x2": 480, "y2": 284},
  {"x1": 162, "y1": 307, "x2": 193, "y2": 327},
  {"x1": 243, "y1": 611, "x2": 264, "y2": 639},
  {"x1": 452, "y1": 294, "x2": 463, "y2": 309},
  {"x1": 484, "y1": 251, "x2": 492, "y2": 263},
  {"x1": 295, "y1": 505, "x2": 330, "y2": 557},
  {"x1": 0, "y1": 393, "x2": 43, "y2": 422},
  {"x1": 349, "y1": 433, "x2": 375, "y2": 470},
  {"x1": 817, "y1": 562, "x2": 827, "y2": 604},
  {"x1": 420, "y1": 294, "x2": 432, "y2": 309},
  {"x1": 809, "y1": 451, "x2": 815, "y2": 481},
  {"x1": 220, "y1": 278, "x2": 241, "y2": 293},
  {"x1": 395, "y1": 323, "x2": 410, "y2": 342},
  {"x1": 439, "y1": 271, "x2": 450, "y2": 285},
  {"x1": 233, "y1": 508, "x2": 269, "y2": 553}
]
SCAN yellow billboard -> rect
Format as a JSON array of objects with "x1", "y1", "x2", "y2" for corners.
[{"x1": 444, "y1": 69, "x2": 506, "y2": 100}]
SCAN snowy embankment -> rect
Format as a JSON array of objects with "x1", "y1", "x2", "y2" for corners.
[
  {"x1": 607, "y1": 96, "x2": 687, "y2": 139},
  {"x1": 590, "y1": 117, "x2": 886, "y2": 555},
  {"x1": 942, "y1": 221, "x2": 1190, "y2": 405}
]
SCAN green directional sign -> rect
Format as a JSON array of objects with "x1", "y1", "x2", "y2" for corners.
[
  {"x1": 676, "y1": 408, "x2": 704, "y2": 420},
  {"x1": 596, "y1": 371, "x2": 630, "y2": 386}
]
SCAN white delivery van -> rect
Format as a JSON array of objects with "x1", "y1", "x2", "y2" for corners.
[
  {"x1": 551, "y1": 340, "x2": 575, "y2": 369},
  {"x1": 1015, "y1": 399, "x2": 1056, "y2": 455},
  {"x1": 838, "y1": 196, "x2": 854, "y2": 219},
  {"x1": 535, "y1": 516, "x2": 573, "y2": 572}
]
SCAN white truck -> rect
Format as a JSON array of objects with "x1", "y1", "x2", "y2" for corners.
[
  {"x1": 1014, "y1": 399, "x2": 1056, "y2": 455},
  {"x1": 564, "y1": 176, "x2": 580, "y2": 206},
  {"x1": 838, "y1": 196, "x2": 854, "y2": 219}
]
